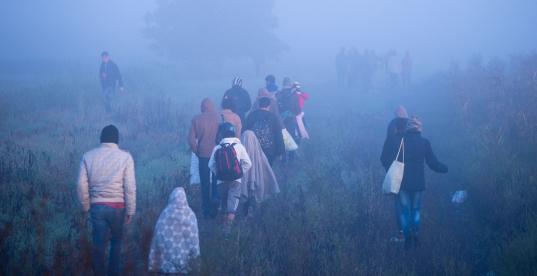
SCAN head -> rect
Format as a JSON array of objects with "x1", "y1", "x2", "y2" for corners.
[
  {"x1": 395, "y1": 105, "x2": 409, "y2": 118},
  {"x1": 100, "y1": 125, "x2": 119, "y2": 144},
  {"x1": 168, "y1": 187, "x2": 188, "y2": 209},
  {"x1": 200, "y1": 98, "x2": 215, "y2": 113},
  {"x1": 406, "y1": 116, "x2": 423, "y2": 133},
  {"x1": 101, "y1": 51, "x2": 110, "y2": 63},
  {"x1": 265, "y1": 75, "x2": 276, "y2": 85},
  {"x1": 282, "y1": 77, "x2": 292, "y2": 88},
  {"x1": 292, "y1": 81, "x2": 301, "y2": 91},
  {"x1": 221, "y1": 96, "x2": 235, "y2": 111},
  {"x1": 258, "y1": 97, "x2": 271, "y2": 110},
  {"x1": 232, "y1": 77, "x2": 243, "y2": 88},
  {"x1": 218, "y1": 122, "x2": 236, "y2": 139}
]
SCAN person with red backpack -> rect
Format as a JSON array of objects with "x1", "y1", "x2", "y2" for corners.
[{"x1": 209, "y1": 123, "x2": 252, "y2": 233}]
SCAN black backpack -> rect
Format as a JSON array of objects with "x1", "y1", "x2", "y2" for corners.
[{"x1": 214, "y1": 143, "x2": 243, "y2": 181}]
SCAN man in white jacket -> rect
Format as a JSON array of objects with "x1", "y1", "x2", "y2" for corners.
[{"x1": 77, "y1": 125, "x2": 136, "y2": 276}]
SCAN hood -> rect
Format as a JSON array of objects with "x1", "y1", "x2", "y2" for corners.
[
  {"x1": 395, "y1": 105, "x2": 409, "y2": 118},
  {"x1": 201, "y1": 98, "x2": 215, "y2": 113}
]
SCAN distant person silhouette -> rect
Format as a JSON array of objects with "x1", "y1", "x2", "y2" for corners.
[
  {"x1": 99, "y1": 51, "x2": 124, "y2": 112},
  {"x1": 223, "y1": 77, "x2": 252, "y2": 121}
]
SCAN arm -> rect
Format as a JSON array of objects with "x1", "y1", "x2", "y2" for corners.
[
  {"x1": 188, "y1": 119, "x2": 198, "y2": 155},
  {"x1": 123, "y1": 155, "x2": 137, "y2": 217},
  {"x1": 208, "y1": 148, "x2": 217, "y2": 174},
  {"x1": 380, "y1": 138, "x2": 396, "y2": 170},
  {"x1": 77, "y1": 157, "x2": 90, "y2": 212},
  {"x1": 424, "y1": 140, "x2": 448, "y2": 173},
  {"x1": 242, "y1": 90, "x2": 252, "y2": 114},
  {"x1": 273, "y1": 116, "x2": 285, "y2": 155},
  {"x1": 114, "y1": 63, "x2": 124, "y2": 88}
]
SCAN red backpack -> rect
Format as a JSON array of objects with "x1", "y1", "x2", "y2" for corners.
[{"x1": 215, "y1": 143, "x2": 244, "y2": 181}]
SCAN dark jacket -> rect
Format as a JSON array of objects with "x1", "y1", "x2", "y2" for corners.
[
  {"x1": 99, "y1": 60, "x2": 123, "y2": 90},
  {"x1": 277, "y1": 88, "x2": 300, "y2": 117},
  {"x1": 244, "y1": 109, "x2": 284, "y2": 160},
  {"x1": 381, "y1": 131, "x2": 448, "y2": 191},
  {"x1": 224, "y1": 87, "x2": 252, "y2": 121},
  {"x1": 386, "y1": 117, "x2": 408, "y2": 140}
]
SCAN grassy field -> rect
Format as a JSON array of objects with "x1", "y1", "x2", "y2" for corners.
[{"x1": 1, "y1": 55, "x2": 536, "y2": 275}]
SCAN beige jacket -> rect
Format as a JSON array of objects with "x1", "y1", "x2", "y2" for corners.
[{"x1": 77, "y1": 143, "x2": 136, "y2": 215}]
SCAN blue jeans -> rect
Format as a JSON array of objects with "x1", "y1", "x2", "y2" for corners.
[
  {"x1": 90, "y1": 205, "x2": 125, "y2": 276},
  {"x1": 397, "y1": 190, "x2": 422, "y2": 239}
]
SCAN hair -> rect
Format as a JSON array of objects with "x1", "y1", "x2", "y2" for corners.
[
  {"x1": 265, "y1": 74, "x2": 276, "y2": 83},
  {"x1": 100, "y1": 125, "x2": 119, "y2": 144},
  {"x1": 101, "y1": 51, "x2": 109, "y2": 57},
  {"x1": 218, "y1": 122, "x2": 236, "y2": 141},
  {"x1": 221, "y1": 97, "x2": 235, "y2": 110},
  {"x1": 258, "y1": 97, "x2": 271, "y2": 109}
]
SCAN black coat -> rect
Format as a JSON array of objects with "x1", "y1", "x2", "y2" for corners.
[
  {"x1": 224, "y1": 87, "x2": 252, "y2": 120},
  {"x1": 99, "y1": 60, "x2": 123, "y2": 89},
  {"x1": 381, "y1": 131, "x2": 448, "y2": 191},
  {"x1": 244, "y1": 109, "x2": 285, "y2": 160}
]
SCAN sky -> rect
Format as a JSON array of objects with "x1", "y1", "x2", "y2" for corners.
[{"x1": 0, "y1": 0, "x2": 536, "y2": 77}]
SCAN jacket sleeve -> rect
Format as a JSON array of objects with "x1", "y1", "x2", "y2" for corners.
[
  {"x1": 273, "y1": 116, "x2": 285, "y2": 155},
  {"x1": 123, "y1": 154, "x2": 136, "y2": 215},
  {"x1": 208, "y1": 147, "x2": 217, "y2": 174},
  {"x1": 380, "y1": 138, "x2": 396, "y2": 171},
  {"x1": 239, "y1": 144, "x2": 252, "y2": 172},
  {"x1": 77, "y1": 156, "x2": 90, "y2": 212},
  {"x1": 188, "y1": 119, "x2": 198, "y2": 154},
  {"x1": 241, "y1": 90, "x2": 252, "y2": 114},
  {"x1": 114, "y1": 63, "x2": 124, "y2": 87},
  {"x1": 424, "y1": 140, "x2": 448, "y2": 173}
]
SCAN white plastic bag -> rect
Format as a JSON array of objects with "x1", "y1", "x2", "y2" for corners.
[
  {"x1": 189, "y1": 152, "x2": 200, "y2": 185},
  {"x1": 382, "y1": 138, "x2": 404, "y2": 194},
  {"x1": 282, "y1": 128, "x2": 298, "y2": 151}
]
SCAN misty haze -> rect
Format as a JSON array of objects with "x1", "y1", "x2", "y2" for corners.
[{"x1": 1, "y1": 0, "x2": 536, "y2": 275}]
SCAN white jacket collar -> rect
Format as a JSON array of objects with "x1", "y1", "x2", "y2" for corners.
[
  {"x1": 101, "y1": 143, "x2": 119, "y2": 149},
  {"x1": 219, "y1": 137, "x2": 240, "y2": 145}
]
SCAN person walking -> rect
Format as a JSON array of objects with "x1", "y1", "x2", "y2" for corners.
[
  {"x1": 241, "y1": 130, "x2": 280, "y2": 217},
  {"x1": 220, "y1": 97, "x2": 242, "y2": 138},
  {"x1": 77, "y1": 125, "x2": 136, "y2": 276},
  {"x1": 148, "y1": 187, "x2": 200, "y2": 274},
  {"x1": 99, "y1": 51, "x2": 124, "y2": 112},
  {"x1": 255, "y1": 75, "x2": 280, "y2": 116},
  {"x1": 381, "y1": 117, "x2": 448, "y2": 249},
  {"x1": 188, "y1": 98, "x2": 220, "y2": 218},
  {"x1": 209, "y1": 123, "x2": 252, "y2": 233},
  {"x1": 382, "y1": 105, "x2": 410, "y2": 243},
  {"x1": 223, "y1": 77, "x2": 252, "y2": 121},
  {"x1": 244, "y1": 97, "x2": 285, "y2": 165}
]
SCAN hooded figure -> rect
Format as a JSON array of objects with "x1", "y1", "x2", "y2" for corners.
[
  {"x1": 148, "y1": 187, "x2": 200, "y2": 274},
  {"x1": 241, "y1": 130, "x2": 280, "y2": 203}
]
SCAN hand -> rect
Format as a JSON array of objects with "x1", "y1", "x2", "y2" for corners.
[{"x1": 125, "y1": 215, "x2": 133, "y2": 225}]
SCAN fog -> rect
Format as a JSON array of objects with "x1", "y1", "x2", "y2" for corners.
[{"x1": 1, "y1": 0, "x2": 535, "y2": 79}]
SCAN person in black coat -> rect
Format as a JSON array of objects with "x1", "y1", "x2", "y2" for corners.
[
  {"x1": 381, "y1": 116, "x2": 448, "y2": 249},
  {"x1": 244, "y1": 97, "x2": 285, "y2": 165},
  {"x1": 382, "y1": 105, "x2": 409, "y2": 242},
  {"x1": 223, "y1": 77, "x2": 252, "y2": 121},
  {"x1": 99, "y1": 51, "x2": 124, "y2": 112}
]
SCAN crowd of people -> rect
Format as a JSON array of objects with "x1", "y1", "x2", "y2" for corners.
[
  {"x1": 77, "y1": 51, "x2": 447, "y2": 274},
  {"x1": 336, "y1": 48, "x2": 413, "y2": 91}
]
